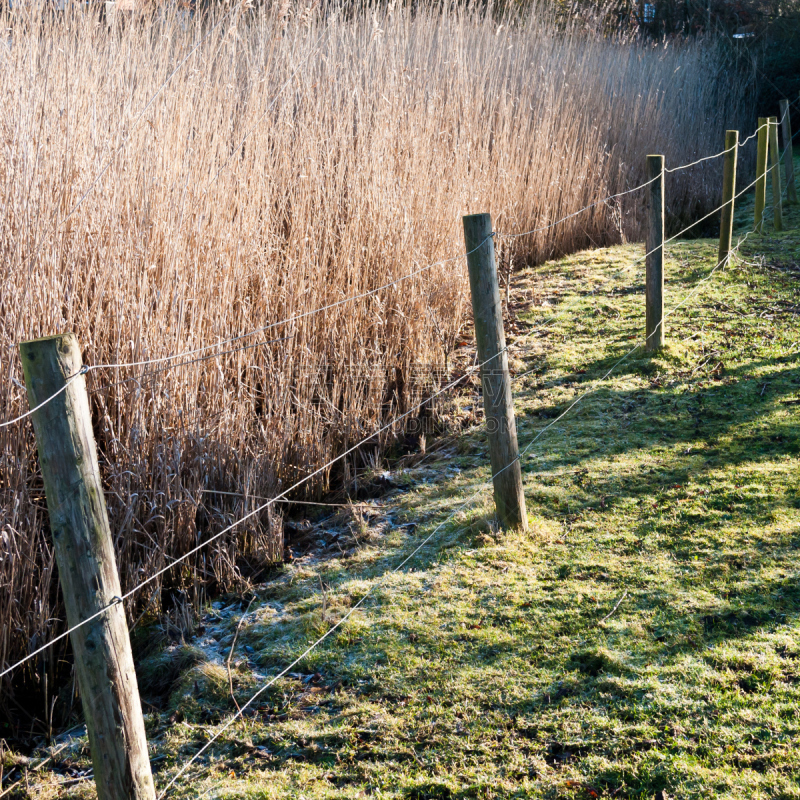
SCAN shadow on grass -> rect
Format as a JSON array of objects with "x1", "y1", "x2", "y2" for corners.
[{"x1": 520, "y1": 354, "x2": 800, "y2": 471}]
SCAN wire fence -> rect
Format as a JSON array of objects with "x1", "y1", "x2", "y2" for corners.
[
  {"x1": 0, "y1": 81, "x2": 797, "y2": 798},
  {"x1": 155, "y1": 218, "x2": 762, "y2": 800},
  {"x1": 148, "y1": 111, "x2": 800, "y2": 797},
  {"x1": 0, "y1": 110, "x2": 792, "y2": 672},
  {"x1": 0, "y1": 346, "x2": 504, "y2": 681}
]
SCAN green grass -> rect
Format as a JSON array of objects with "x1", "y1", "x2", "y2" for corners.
[{"x1": 20, "y1": 165, "x2": 800, "y2": 800}]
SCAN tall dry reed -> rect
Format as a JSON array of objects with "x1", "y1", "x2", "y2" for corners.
[{"x1": 0, "y1": 2, "x2": 751, "y2": 720}]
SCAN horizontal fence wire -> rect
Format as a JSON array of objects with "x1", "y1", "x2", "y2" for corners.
[
  {"x1": 1, "y1": 110, "x2": 787, "y2": 427},
  {"x1": 89, "y1": 247, "x2": 485, "y2": 373},
  {"x1": 0, "y1": 368, "x2": 86, "y2": 429},
  {"x1": 87, "y1": 334, "x2": 295, "y2": 395},
  {"x1": 664, "y1": 143, "x2": 733, "y2": 172},
  {"x1": 494, "y1": 174, "x2": 659, "y2": 242},
  {"x1": 0, "y1": 238, "x2": 492, "y2": 427},
  {"x1": 739, "y1": 107, "x2": 789, "y2": 149},
  {"x1": 155, "y1": 220, "x2": 760, "y2": 799}
]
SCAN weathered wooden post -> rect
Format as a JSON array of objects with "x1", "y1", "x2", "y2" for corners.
[
  {"x1": 462, "y1": 214, "x2": 527, "y2": 531},
  {"x1": 19, "y1": 334, "x2": 155, "y2": 800},
  {"x1": 768, "y1": 116, "x2": 784, "y2": 231},
  {"x1": 754, "y1": 117, "x2": 769, "y2": 232},
  {"x1": 645, "y1": 155, "x2": 665, "y2": 352},
  {"x1": 718, "y1": 130, "x2": 738, "y2": 266},
  {"x1": 779, "y1": 99, "x2": 797, "y2": 205}
]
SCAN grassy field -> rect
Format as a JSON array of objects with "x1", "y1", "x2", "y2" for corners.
[
  {"x1": 0, "y1": 4, "x2": 755, "y2": 688},
  {"x1": 10, "y1": 176, "x2": 800, "y2": 799}
]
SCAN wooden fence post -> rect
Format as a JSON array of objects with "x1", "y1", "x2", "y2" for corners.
[
  {"x1": 19, "y1": 334, "x2": 155, "y2": 800},
  {"x1": 646, "y1": 155, "x2": 665, "y2": 352},
  {"x1": 755, "y1": 117, "x2": 769, "y2": 232},
  {"x1": 780, "y1": 99, "x2": 797, "y2": 205},
  {"x1": 462, "y1": 214, "x2": 528, "y2": 531},
  {"x1": 768, "y1": 116, "x2": 784, "y2": 231},
  {"x1": 718, "y1": 130, "x2": 738, "y2": 266}
]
